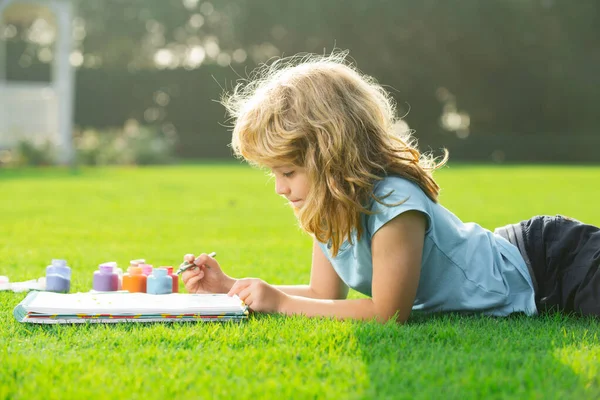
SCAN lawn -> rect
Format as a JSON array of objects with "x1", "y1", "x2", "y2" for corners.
[{"x1": 1, "y1": 164, "x2": 599, "y2": 399}]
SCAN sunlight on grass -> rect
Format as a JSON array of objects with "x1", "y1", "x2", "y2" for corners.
[{"x1": 554, "y1": 343, "x2": 600, "y2": 389}]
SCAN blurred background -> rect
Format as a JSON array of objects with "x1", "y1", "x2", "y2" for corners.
[{"x1": 0, "y1": 0, "x2": 599, "y2": 166}]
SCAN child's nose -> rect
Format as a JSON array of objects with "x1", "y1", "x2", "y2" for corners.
[{"x1": 275, "y1": 177, "x2": 290, "y2": 195}]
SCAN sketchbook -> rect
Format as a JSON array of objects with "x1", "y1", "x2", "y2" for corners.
[{"x1": 13, "y1": 291, "x2": 249, "y2": 324}]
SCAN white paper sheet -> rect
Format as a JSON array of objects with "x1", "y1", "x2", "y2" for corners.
[{"x1": 24, "y1": 292, "x2": 247, "y2": 315}]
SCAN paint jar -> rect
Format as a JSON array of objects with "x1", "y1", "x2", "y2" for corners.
[
  {"x1": 93, "y1": 262, "x2": 119, "y2": 292},
  {"x1": 126, "y1": 259, "x2": 144, "y2": 289},
  {"x1": 147, "y1": 268, "x2": 173, "y2": 295},
  {"x1": 45, "y1": 259, "x2": 71, "y2": 293},
  {"x1": 129, "y1": 259, "x2": 145, "y2": 267},
  {"x1": 0, "y1": 276, "x2": 9, "y2": 291},
  {"x1": 122, "y1": 266, "x2": 147, "y2": 293},
  {"x1": 139, "y1": 264, "x2": 153, "y2": 276},
  {"x1": 164, "y1": 266, "x2": 179, "y2": 293},
  {"x1": 115, "y1": 266, "x2": 123, "y2": 290}
]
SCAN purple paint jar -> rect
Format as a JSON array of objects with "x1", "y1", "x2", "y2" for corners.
[
  {"x1": 45, "y1": 259, "x2": 71, "y2": 293},
  {"x1": 93, "y1": 262, "x2": 119, "y2": 292}
]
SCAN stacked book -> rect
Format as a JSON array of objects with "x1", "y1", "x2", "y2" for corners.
[{"x1": 14, "y1": 291, "x2": 248, "y2": 324}]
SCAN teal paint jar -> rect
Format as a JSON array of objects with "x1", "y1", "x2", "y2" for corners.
[{"x1": 147, "y1": 268, "x2": 172, "y2": 295}]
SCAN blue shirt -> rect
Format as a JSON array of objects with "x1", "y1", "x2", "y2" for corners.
[{"x1": 317, "y1": 176, "x2": 537, "y2": 316}]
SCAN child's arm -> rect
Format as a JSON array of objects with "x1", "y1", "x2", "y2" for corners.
[
  {"x1": 273, "y1": 240, "x2": 349, "y2": 299},
  {"x1": 229, "y1": 211, "x2": 425, "y2": 323},
  {"x1": 181, "y1": 242, "x2": 346, "y2": 298}
]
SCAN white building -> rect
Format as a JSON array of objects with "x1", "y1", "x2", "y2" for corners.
[{"x1": 0, "y1": 0, "x2": 74, "y2": 164}]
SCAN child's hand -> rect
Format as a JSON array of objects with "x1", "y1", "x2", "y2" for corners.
[
  {"x1": 227, "y1": 278, "x2": 288, "y2": 313},
  {"x1": 181, "y1": 253, "x2": 235, "y2": 294}
]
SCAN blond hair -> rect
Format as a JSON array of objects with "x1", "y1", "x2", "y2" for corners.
[{"x1": 223, "y1": 51, "x2": 447, "y2": 256}]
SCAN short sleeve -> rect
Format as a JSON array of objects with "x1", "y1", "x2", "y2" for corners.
[{"x1": 366, "y1": 177, "x2": 433, "y2": 236}]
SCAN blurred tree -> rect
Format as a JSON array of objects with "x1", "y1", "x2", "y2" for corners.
[{"x1": 2, "y1": 0, "x2": 599, "y2": 160}]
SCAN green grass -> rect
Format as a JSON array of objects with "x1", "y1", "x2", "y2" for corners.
[{"x1": 1, "y1": 164, "x2": 599, "y2": 399}]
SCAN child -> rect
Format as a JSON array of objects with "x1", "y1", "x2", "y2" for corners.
[{"x1": 181, "y1": 51, "x2": 600, "y2": 323}]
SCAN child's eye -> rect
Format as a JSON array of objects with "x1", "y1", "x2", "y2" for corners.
[{"x1": 283, "y1": 171, "x2": 295, "y2": 178}]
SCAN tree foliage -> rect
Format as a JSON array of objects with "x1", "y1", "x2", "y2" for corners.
[{"x1": 3, "y1": 0, "x2": 599, "y2": 160}]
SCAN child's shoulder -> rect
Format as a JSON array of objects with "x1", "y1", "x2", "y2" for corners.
[{"x1": 367, "y1": 174, "x2": 435, "y2": 235}]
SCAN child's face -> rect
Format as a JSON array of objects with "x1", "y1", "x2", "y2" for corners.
[{"x1": 271, "y1": 165, "x2": 310, "y2": 209}]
